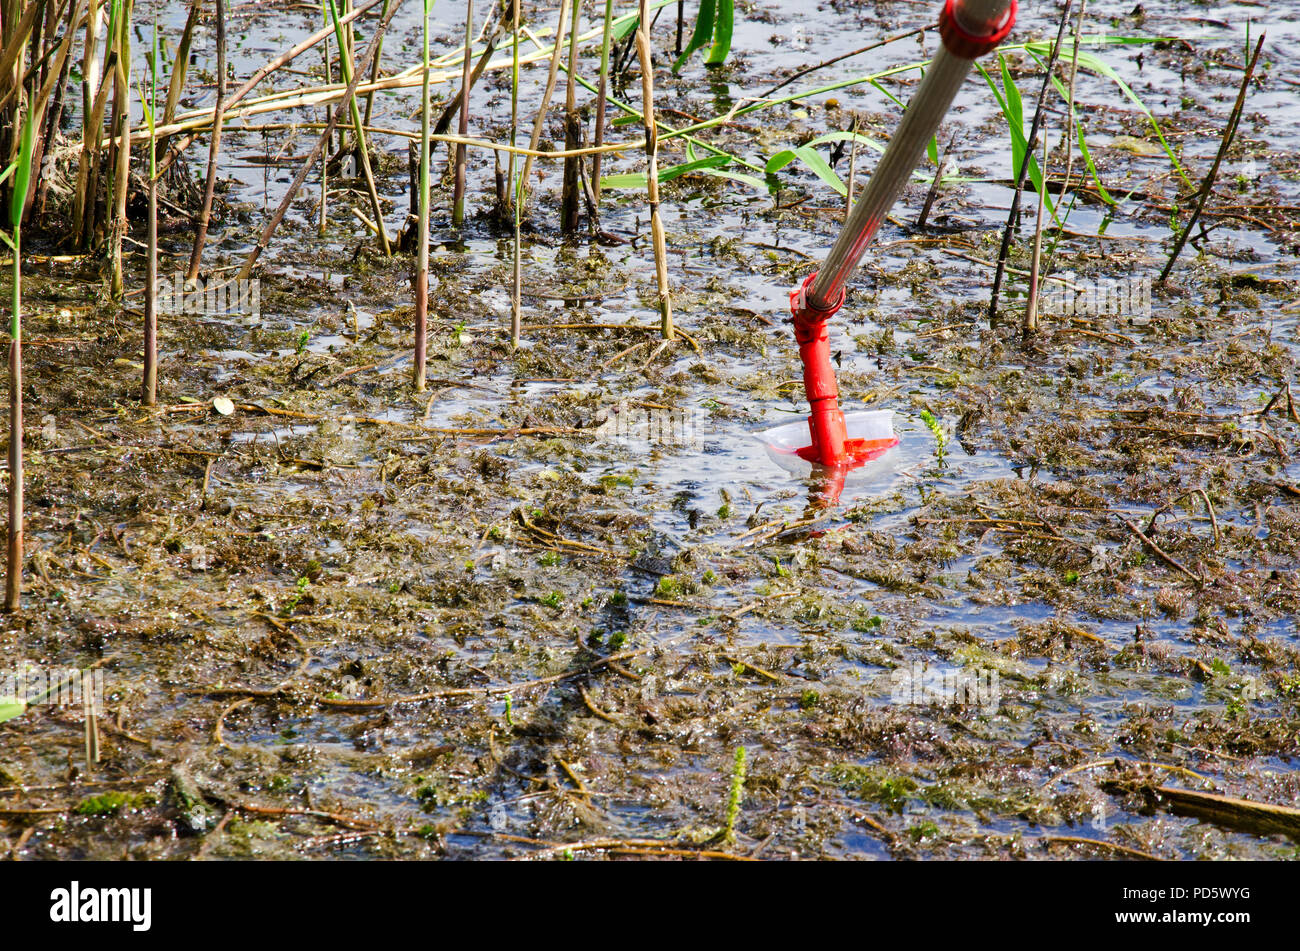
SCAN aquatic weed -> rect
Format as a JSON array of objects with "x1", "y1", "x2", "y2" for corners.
[
  {"x1": 919, "y1": 409, "x2": 947, "y2": 466},
  {"x1": 724, "y1": 746, "x2": 746, "y2": 843}
]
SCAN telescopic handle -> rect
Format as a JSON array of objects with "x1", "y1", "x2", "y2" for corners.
[{"x1": 806, "y1": 0, "x2": 1016, "y2": 311}]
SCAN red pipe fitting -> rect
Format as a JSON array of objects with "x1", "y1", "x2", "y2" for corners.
[
  {"x1": 790, "y1": 272, "x2": 901, "y2": 469},
  {"x1": 790, "y1": 272, "x2": 848, "y2": 466},
  {"x1": 938, "y1": 0, "x2": 1017, "y2": 60}
]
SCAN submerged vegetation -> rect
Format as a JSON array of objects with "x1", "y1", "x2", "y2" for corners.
[{"x1": 0, "y1": 0, "x2": 1297, "y2": 860}]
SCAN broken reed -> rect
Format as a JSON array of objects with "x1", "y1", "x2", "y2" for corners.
[
  {"x1": 519, "y1": 0, "x2": 571, "y2": 216},
  {"x1": 326, "y1": 0, "x2": 391, "y2": 253},
  {"x1": 108, "y1": 0, "x2": 134, "y2": 299},
  {"x1": 590, "y1": 0, "x2": 615, "y2": 204}
]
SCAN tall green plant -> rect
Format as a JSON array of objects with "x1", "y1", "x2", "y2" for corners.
[
  {"x1": 452, "y1": 0, "x2": 473, "y2": 228},
  {"x1": 590, "y1": 0, "x2": 616, "y2": 207},
  {"x1": 976, "y1": 54, "x2": 1057, "y2": 223},
  {"x1": 187, "y1": 0, "x2": 223, "y2": 281}
]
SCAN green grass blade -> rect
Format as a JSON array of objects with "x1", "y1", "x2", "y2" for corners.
[
  {"x1": 602, "y1": 153, "x2": 731, "y2": 189},
  {"x1": 805, "y1": 129, "x2": 887, "y2": 155},
  {"x1": 10, "y1": 111, "x2": 35, "y2": 227},
  {"x1": 976, "y1": 60, "x2": 1056, "y2": 222},
  {"x1": 997, "y1": 55, "x2": 1026, "y2": 187},
  {"x1": 1044, "y1": 71, "x2": 1115, "y2": 205},
  {"x1": 999, "y1": 54, "x2": 1024, "y2": 132},
  {"x1": 1072, "y1": 120, "x2": 1113, "y2": 205},
  {"x1": 0, "y1": 701, "x2": 25, "y2": 723},
  {"x1": 1025, "y1": 40, "x2": 1191, "y2": 189},
  {"x1": 701, "y1": 168, "x2": 768, "y2": 191},
  {"x1": 767, "y1": 145, "x2": 845, "y2": 196},
  {"x1": 704, "y1": 0, "x2": 732, "y2": 66},
  {"x1": 672, "y1": 0, "x2": 716, "y2": 73},
  {"x1": 611, "y1": 13, "x2": 639, "y2": 42}
]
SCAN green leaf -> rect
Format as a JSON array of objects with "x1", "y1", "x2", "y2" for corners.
[
  {"x1": 662, "y1": 155, "x2": 730, "y2": 179},
  {"x1": 999, "y1": 54, "x2": 1024, "y2": 136},
  {"x1": 977, "y1": 60, "x2": 1056, "y2": 222},
  {"x1": 10, "y1": 111, "x2": 35, "y2": 227},
  {"x1": 997, "y1": 55, "x2": 1026, "y2": 188},
  {"x1": 601, "y1": 154, "x2": 731, "y2": 190},
  {"x1": 0, "y1": 700, "x2": 25, "y2": 723},
  {"x1": 1073, "y1": 122, "x2": 1113, "y2": 205},
  {"x1": 702, "y1": 168, "x2": 768, "y2": 192},
  {"x1": 704, "y1": 0, "x2": 733, "y2": 66},
  {"x1": 672, "y1": 0, "x2": 716, "y2": 74},
  {"x1": 611, "y1": 13, "x2": 640, "y2": 42},
  {"x1": 766, "y1": 145, "x2": 845, "y2": 196},
  {"x1": 803, "y1": 130, "x2": 888, "y2": 155}
]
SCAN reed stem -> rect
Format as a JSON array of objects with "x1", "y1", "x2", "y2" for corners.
[
  {"x1": 415, "y1": 0, "x2": 432, "y2": 389},
  {"x1": 987, "y1": 0, "x2": 1071, "y2": 326},
  {"x1": 320, "y1": 2, "x2": 331, "y2": 235},
  {"x1": 560, "y1": 0, "x2": 582, "y2": 233},
  {"x1": 590, "y1": 0, "x2": 614, "y2": 208},
  {"x1": 188, "y1": 0, "x2": 225, "y2": 281},
  {"x1": 362, "y1": 0, "x2": 391, "y2": 127},
  {"x1": 143, "y1": 15, "x2": 158, "y2": 406},
  {"x1": 519, "y1": 0, "x2": 571, "y2": 216},
  {"x1": 510, "y1": 0, "x2": 521, "y2": 347},
  {"x1": 1159, "y1": 34, "x2": 1265, "y2": 285},
  {"x1": 452, "y1": 0, "x2": 473, "y2": 227},
  {"x1": 5, "y1": 111, "x2": 33, "y2": 613},
  {"x1": 6, "y1": 229, "x2": 21, "y2": 612},
  {"x1": 635, "y1": 1, "x2": 672, "y2": 339},
  {"x1": 327, "y1": 0, "x2": 392, "y2": 254}
]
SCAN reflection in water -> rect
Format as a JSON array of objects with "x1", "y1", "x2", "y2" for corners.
[{"x1": 709, "y1": 73, "x2": 733, "y2": 115}]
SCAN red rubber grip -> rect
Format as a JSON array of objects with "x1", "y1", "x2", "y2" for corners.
[{"x1": 938, "y1": 0, "x2": 1017, "y2": 59}]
